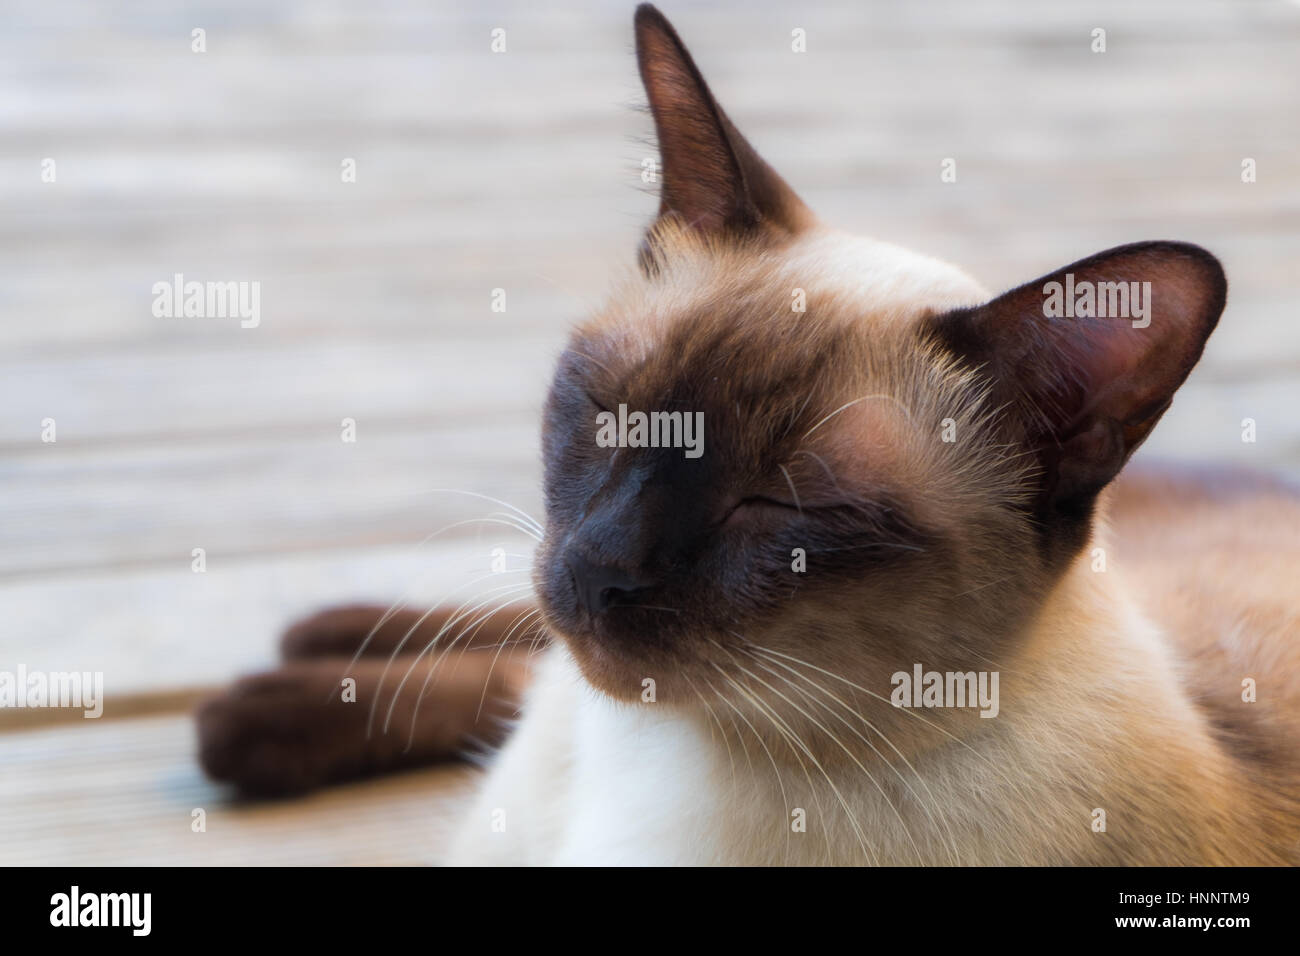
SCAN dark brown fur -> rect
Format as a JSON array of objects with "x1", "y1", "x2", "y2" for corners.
[{"x1": 197, "y1": 605, "x2": 538, "y2": 795}]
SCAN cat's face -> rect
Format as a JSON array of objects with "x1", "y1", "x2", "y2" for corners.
[
  {"x1": 533, "y1": 227, "x2": 1033, "y2": 703},
  {"x1": 533, "y1": 6, "x2": 1225, "y2": 714}
]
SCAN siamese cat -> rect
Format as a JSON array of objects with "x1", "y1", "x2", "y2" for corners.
[{"x1": 199, "y1": 5, "x2": 1300, "y2": 865}]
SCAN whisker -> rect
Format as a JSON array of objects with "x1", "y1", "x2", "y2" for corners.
[
  {"x1": 699, "y1": 674, "x2": 755, "y2": 777},
  {"x1": 407, "y1": 613, "x2": 541, "y2": 751},
  {"x1": 741, "y1": 644, "x2": 951, "y2": 866},
  {"x1": 951, "y1": 576, "x2": 1014, "y2": 599},
  {"x1": 423, "y1": 588, "x2": 535, "y2": 677},
  {"x1": 471, "y1": 607, "x2": 545, "y2": 724},
  {"x1": 332, "y1": 564, "x2": 524, "y2": 709},
  {"x1": 777, "y1": 464, "x2": 803, "y2": 515},
  {"x1": 377, "y1": 581, "x2": 533, "y2": 735},
  {"x1": 710, "y1": 662, "x2": 835, "y2": 864},
  {"x1": 339, "y1": 514, "x2": 538, "y2": 675},
  {"x1": 702, "y1": 674, "x2": 791, "y2": 865},
  {"x1": 750, "y1": 643, "x2": 1029, "y2": 800},
  {"x1": 484, "y1": 512, "x2": 545, "y2": 541},
  {"x1": 718, "y1": 651, "x2": 885, "y2": 865},
  {"x1": 803, "y1": 393, "x2": 914, "y2": 439},
  {"x1": 744, "y1": 640, "x2": 963, "y2": 865},
  {"x1": 421, "y1": 488, "x2": 544, "y2": 536},
  {"x1": 683, "y1": 673, "x2": 736, "y2": 785}
]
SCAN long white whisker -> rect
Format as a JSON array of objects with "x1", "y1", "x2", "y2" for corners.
[
  {"x1": 683, "y1": 673, "x2": 736, "y2": 786},
  {"x1": 742, "y1": 648, "x2": 929, "y2": 865},
  {"x1": 377, "y1": 581, "x2": 532, "y2": 734},
  {"x1": 340, "y1": 564, "x2": 524, "y2": 710},
  {"x1": 422, "y1": 488, "x2": 544, "y2": 536},
  {"x1": 471, "y1": 607, "x2": 544, "y2": 723},
  {"x1": 702, "y1": 674, "x2": 791, "y2": 865},
  {"x1": 721, "y1": 653, "x2": 889, "y2": 865},
  {"x1": 803, "y1": 393, "x2": 913, "y2": 439},
  {"x1": 745, "y1": 641, "x2": 963, "y2": 865},
  {"x1": 341, "y1": 516, "x2": 537, "y2": 675},
  {"x1": 752, "y1": 643, "x2": 1029, "y2": 799},
  {"x1": 710, "y1": 662, "x2": 834, "y2": 864}
]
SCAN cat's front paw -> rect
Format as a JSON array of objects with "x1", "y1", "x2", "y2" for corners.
[{"x1": 196, "y1": 663, "x2": 362, "y2": 796}]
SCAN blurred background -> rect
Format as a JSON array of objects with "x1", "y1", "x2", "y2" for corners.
[{"x1": 2, "y1": 0, "x2": 1298, "y2": 863}]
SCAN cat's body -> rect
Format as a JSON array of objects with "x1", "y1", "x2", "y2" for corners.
[{"x1": 197, "y1": 5, "x2": 1300, "y2": 865}]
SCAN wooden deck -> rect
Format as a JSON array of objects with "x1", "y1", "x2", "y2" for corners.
[{"x1": 2, "y1": 0, "x2": 1299, "y2": 864}]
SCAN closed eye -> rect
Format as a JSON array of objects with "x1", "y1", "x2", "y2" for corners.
[{"x1": 723, "y1": 495, "x2": 802, "y2": 528}]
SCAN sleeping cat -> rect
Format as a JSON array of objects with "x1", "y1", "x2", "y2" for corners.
[{"x1": 198, "y1": 4, "x2": 1300, "y2": 865}]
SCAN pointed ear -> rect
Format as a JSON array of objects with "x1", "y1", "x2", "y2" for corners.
[
  {"x1": 634, "y1": 4, "x2": 813, "y2": 244},
  {"x1": 930, "y1": 240, "x2": 1226, "y2": 519}
]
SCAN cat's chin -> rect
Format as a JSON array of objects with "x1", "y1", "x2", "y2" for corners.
[{"x1": 553, "y1": 623, "x2": 692, "y2": 704}]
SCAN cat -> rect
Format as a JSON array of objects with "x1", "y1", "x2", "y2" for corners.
[{"x1": 198, "y1": 4, "x2": 1300, "y2": 865}]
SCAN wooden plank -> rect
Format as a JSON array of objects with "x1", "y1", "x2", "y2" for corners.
[
  {"x1": 0, "y1": 538, "x2": 539, "y2": 709},
  {"x1": 0, "y1": 715, "x2": 477, "y2": 865},
  {"x1": 0, "y1": 418, "x2": 546, "y2": 577}
]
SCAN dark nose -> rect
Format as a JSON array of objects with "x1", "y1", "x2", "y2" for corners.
[{"x1": 566, "y1": 550, "x2": 654, "y2": 615}]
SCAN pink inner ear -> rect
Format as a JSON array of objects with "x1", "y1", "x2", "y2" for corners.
[
  {"x1": 988, "y1": 242, "x2": 1225, "y2": 440},
  {"x1": 1053, "y1": 254, "x2": 1224, "y2": 433},
  {"x1": 932, "y1": 241, "x2": 1225, "y2": 505},
  {"x1": 1065, "y1": 316, "x2": 1159, "y2": 424}
]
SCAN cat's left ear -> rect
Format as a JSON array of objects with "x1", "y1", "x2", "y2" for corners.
[
  {"x1": 929, "y1": 240, "x2": 1226, "y2": 516},
  {"x1": 634, "y1": 4, "x2": 813, "y2": 246}
]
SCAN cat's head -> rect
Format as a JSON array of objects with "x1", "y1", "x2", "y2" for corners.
[{"x1": 533, "y1": 5, "x2": 1226, "y2": 712}]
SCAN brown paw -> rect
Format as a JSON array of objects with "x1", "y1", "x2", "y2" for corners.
[
  {"x1": 196, "y1": 662, "x2": 372, "y2": 796},
  {"x1": 195, "y1": 652, "x2": 531, "y2": 797}
]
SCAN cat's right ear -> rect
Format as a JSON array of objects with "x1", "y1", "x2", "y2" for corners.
[
  {"x1": 929, "y1": 240, "x2": 1226, "y2": 532},
  {"x1": 634, "y1": 4, "x2": 813, "y2": 256}
]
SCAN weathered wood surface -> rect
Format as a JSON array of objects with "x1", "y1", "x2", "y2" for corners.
[
  {"x1": 1, "y1": 0, "x2": 1297, "y2": 863},
  {"x1": 0, "y1": 715, "x2": 477, "y2": 865}
]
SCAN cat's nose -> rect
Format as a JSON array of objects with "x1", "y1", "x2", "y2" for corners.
[{"x1": 566, "y1": 550, "x2": 653, "y2": 615}]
